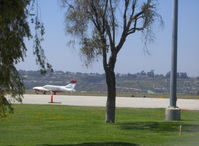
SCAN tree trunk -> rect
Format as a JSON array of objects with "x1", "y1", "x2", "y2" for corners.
[{"x1": 105, "y1": 68, "x2": 116, "y2": 123}]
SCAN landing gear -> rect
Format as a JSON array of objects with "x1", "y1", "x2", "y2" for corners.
[{"x1": 35, "y1": 90, "x2": 39, "y2": 94}]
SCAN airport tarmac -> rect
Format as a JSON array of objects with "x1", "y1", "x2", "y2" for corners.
[{"x1": 9, "y1": 94, "x2": 199, "y2": 110}]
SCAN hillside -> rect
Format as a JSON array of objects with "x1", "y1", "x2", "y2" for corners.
[{"x1": 19, "y1": 70, "x2": 199, "y2": 95}]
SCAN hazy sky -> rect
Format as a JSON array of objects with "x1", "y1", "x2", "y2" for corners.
[{"x1": 17, "y1": 0, "x2": 199, "y2": 77}]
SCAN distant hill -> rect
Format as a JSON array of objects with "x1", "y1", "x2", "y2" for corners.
[{"x1": 19, "y1": 70, "x2": 199, "y2": 95}]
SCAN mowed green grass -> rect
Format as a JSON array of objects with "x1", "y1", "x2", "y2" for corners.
[{"x1": 0, "y1": 105, "x2": 199, "y2": 146}]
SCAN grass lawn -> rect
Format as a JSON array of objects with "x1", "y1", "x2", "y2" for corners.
[{"x1": 0, "y1": 105, "x2": 199, "y2": 146}]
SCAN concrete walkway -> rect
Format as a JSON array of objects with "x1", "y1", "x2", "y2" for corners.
[{"x1": 10, "y1": 94, "x2": 199, "y2": 110}]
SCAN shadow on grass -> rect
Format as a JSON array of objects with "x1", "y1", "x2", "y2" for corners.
[
  {"x1": 118, "y1": 122, "x2": 199, "y2": 133},
  {"x1": 41, "y1": 142, "x2": 138, "y2": 146}
]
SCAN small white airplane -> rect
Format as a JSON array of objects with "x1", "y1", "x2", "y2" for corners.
[{"x1": 33, "y1": 80, "x2": 77, "y2": 95}]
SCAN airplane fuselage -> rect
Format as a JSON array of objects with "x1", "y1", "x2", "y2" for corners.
[
  {"x1": 43, "y1": 85, "x2": 75, "y2": 92},
  {"x1": 33, "y1": 80, "x2": 77, "y2": 94}
]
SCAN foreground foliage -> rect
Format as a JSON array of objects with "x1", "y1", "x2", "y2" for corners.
[
  {"x1": 0, "y1": 0, "x2": 51, "y2": 116},
  {"x1": 0, "y1": 105, "x2": 199, "y2": 145}
]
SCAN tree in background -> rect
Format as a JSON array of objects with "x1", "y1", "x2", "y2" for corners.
[
  {"x1": 62, "y1": 0, "x2": 162, "y2": 123},
  {"x1": 0, "y1": 0, "x2": 51, "y2": 116}
]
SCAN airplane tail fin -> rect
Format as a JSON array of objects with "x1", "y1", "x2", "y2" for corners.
[{"x1": 65, "y1": 80, "x2": 77, "y2": 91}]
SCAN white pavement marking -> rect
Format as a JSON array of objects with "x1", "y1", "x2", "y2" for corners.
[{"x1": 10, "y1": 94, "x2": 199, "y2": 110}]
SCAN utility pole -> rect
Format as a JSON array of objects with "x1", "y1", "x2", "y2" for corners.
[{"x1": 165, "y1": 0, "x2": 181, "y2": 120}]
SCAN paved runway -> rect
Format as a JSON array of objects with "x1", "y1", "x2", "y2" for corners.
[{"x1": 10, "y1": 94, "x2": 199, "y2": 110}]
